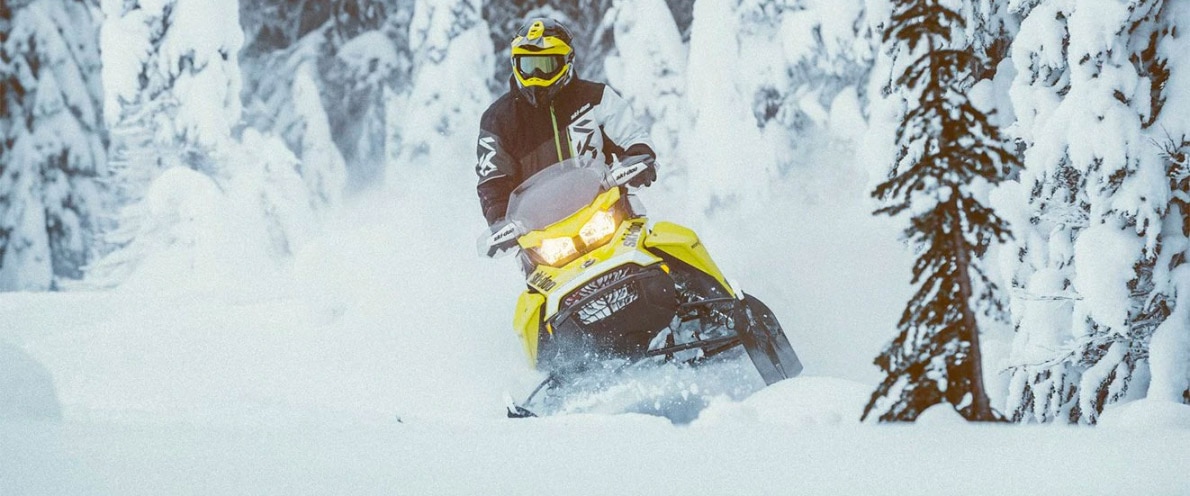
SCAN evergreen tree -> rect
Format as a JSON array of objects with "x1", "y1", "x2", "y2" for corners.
[
  {"x1": 97, "y1": 0, "x2": 245, "y2": 236},
  {"x1": 681, "y1": 0, "x2": 776, "y2": 215},
  {"x1": 862, "y1": 0, "x2": 1016, "y2": 422},
  {"x1": 1131, "y1": 0, "x2": 1190, "y2": 407},
  {"x1": 1002, "y1": 0, "x2": 1171, "y2": 423},
  {"x1": 0, "y1": 0, "x2": 107, "y2": 290},
  {"x1": 89, "y1": 0, "x2": 255, "y2": 288},
  {"x1": 319, "y1": 0, "x2": 405, "y2": 188},
  {"x1": 996, "y1": 0, "x2": 1081, "y2": 423},
  {"x1": 240, "y1": 0, "x2": 407, "y2": 191},
  {"x1": 290, "y1": 62, "x2": 348, "y2": 209},
  {"x1": 1153, "y1": 125, "x2": 1190, "y2": 405},
  {"x1": 604, "y1": 0, "x2": 686, "y2": 160},
  {"x1": 663, "y1": 0, "x2": 695, "y2": 42},
  {"x1": 390, "y1": 0, "x2": 491, "y2": 170},
  {"x1": 965, "y1": 0, "x2": 1016, "y2": 79},
  {"x1": 737, "y1": 0, "x2": 873, "y2": 141}
]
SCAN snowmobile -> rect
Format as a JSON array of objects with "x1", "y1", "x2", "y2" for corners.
[{"x1": 480, "y1": 155, "x2": 802, "y2": 417}]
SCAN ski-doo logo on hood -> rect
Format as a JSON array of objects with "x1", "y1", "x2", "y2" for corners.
[
  {"x1": 622, "y1": 223, "x2": 643, "y2": 247},
  {"x1": 529, "y1": 271, "x2": 557, "y2": 291}
]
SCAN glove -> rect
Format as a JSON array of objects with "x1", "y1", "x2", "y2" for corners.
[{"x1": 626, "y1": 155, "x2": 657, "y2": 188}]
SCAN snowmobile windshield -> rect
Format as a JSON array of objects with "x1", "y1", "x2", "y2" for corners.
[{"x1": 506, "y1": 157, "x2": 609, "y2": 231}]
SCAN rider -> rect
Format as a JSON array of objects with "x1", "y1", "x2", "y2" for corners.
[{"x1": 475, "y1": 17, "x2": 658, "y2": 227}]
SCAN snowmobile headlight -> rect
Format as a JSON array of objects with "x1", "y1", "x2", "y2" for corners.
[
  {"x1": 533, "y1": 237, "x2": 579, "y2": 266},
  {"x1": 579, "y1": 210, "x2": 617, "y2": 247}
]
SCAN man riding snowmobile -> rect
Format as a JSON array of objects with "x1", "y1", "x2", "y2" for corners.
[
  {"x1": 475, "y1": 17, "x2": 658, "y2": 231},
  {"x1": 477, "y1": 18, "x2": 803, "y2": 418}
]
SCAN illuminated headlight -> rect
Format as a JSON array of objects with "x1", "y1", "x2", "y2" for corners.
[
  {"x1": 533, "y1": 237, "x2": 578, "y2": 265},
  {"x1": 579, "y1": 210, "x2": 617, "y2": 246}
]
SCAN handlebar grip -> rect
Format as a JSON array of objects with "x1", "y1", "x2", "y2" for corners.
[{"x1": 607, "y1": 155, "x2": 652, "y2": 188}]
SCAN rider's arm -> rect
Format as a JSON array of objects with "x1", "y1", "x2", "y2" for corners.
[
  {"x1": 596, "y1": 86, "x2": 657, "y2": 161},
  {"x1": 476, "y1": 107, "x2": 518, "y2": 226}
]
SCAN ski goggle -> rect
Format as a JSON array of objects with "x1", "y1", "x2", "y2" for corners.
[{"x1": 515, "y1": 55, "x2": 565, "y2": 80}]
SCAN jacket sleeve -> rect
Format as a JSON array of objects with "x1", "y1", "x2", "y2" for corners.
[
  {"x1": 596, "y1": 86, "x2": 657, "y2": 161},
  {"x1": 476, "y1": 120, "x2": 517, "y2": 226}
]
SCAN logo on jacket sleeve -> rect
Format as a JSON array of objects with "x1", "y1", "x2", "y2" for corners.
[
  {"x1": 570, "y1": 103, "x2": 592, "y2": 121},
  {"x1": 569, "y1": 118, "x2": 598, "y2": 158},
  {"x1": 477, "y1": 136, "x2": 499, "y2": 178}
]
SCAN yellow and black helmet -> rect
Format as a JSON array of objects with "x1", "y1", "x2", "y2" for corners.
[{"x1": 511, "y1": 18, "x2": 575, "y2": 106}]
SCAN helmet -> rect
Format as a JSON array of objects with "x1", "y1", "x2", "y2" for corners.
[{"x1": 511, "y1": 18, "x2": 575, "y2": 107}]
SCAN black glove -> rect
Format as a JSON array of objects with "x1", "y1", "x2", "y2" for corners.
[{"x1": 626, "y1": 155, "x2": 657, "y2": 188}]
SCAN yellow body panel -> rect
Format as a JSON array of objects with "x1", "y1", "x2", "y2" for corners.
[
  {"x1": 512, "y1": 209, "x2": 733, "y2": 367},
  {"x1": 513, "y1": 292, "x2": 546, "y2": 366},
  {"x1": 644, "y1": 221, "x2": 734, "y2": 297}
]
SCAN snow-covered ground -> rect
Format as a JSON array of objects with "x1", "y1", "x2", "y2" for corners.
[
  {"x1": 4, "y1": 138, "x2": 1189, "y2": 495},
  {"x1": 5, "y1": 392, "x2": 1190, "y2": 495},
  {"x1": 8, "y1": 1, "x2": 1190, "y2": 494}
]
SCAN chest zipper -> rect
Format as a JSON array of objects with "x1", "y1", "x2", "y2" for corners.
[{"x1": 549, "y1": 103, "x2": 565, "y2": 163}]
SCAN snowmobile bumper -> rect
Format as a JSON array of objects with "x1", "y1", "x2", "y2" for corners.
[{"x1": 538, "y1": 264, "x2": 675, "y2": 369}]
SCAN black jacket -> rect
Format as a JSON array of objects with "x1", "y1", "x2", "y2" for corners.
[{"x1": 475, "y1": 77, "x2": 655, "y2": 225}]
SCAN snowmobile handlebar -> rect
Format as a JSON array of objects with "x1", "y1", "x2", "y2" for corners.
[
  {"x1": 603, "y1": 154, "x2": 651, "y2": 189},
  {"x1": 479, "y1": 220, "x2": 524, "y2": 258}
]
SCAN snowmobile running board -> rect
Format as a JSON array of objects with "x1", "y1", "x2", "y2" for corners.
[
  {"x1": 507, "y1": 405, "x2": 538, "y2": 418},
  {"x1": 677, "y1": 297, "x2": 737, "y2": 309},
  {"x1": 506, "y1": 374, "x2": 560, "y2": 418},
  {"x1": 644, "y1": 334, "x2": 739, "y2": 358}
]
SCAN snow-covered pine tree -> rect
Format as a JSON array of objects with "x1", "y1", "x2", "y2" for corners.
[
  {"x1": 390, "y1": 0, "x2": 492, "y2": 171},
  {"x1": 0, "y1": 0, "x2": 107, "y2": 290},
  {"x1": 962, "y1": 0, "x2": 1021, "y2": 132},
  {"x1": 604, "y1": 0, "x2": 686, "y2": 161},
  {"x1": 1153, "y1": 126, "x2": 1190, "y2": 405},
  {"x1": 1002, "y1": 0, "x2": 1170, "y2": 423},
  {"x1": 1141, "y1": 1, "x2": 1190, "y2": 407},
  {"x1": 737, "y1": 0, "x2": 873, "y2": 146},
  {"x1": 240, "y1": 0, "x2": 406, "y2": 191},
  {"x1": 674, "y1": 0, "x2": 875, "y2": 216},
  {"x1": 965, "y1": 0, "x2": 1016, "y2": 79},
  {"x1": 88, "y1": 0, "x2": 246, "y2": 287},
  {"x1": 101, "y1": 0, "x2": 244, "y2": 172},
  {"x1": 862, "y1": 0, "x2": 1016, "y2": 422},
  {"x1": 319, "y1": 0, "x2": 404, "y2": 188},
  {"x1": 663, "y1": 0, "x2": 695, "y2": 42},
  {"x1": 681, "y1": 0, "x2": 774, "y2": 215},
  {"x1": 290, "y1": 62, "x2": 348, "y2": 209},
  {"x1": 995, "y1": 0, "x2": 1080, "y2": 423}
]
